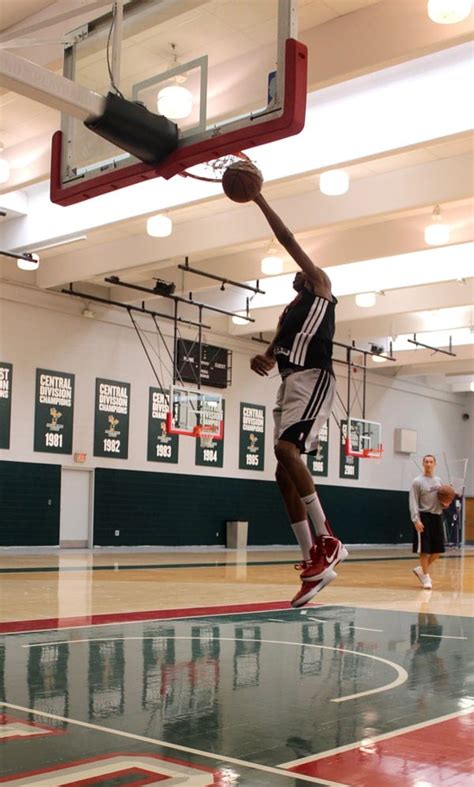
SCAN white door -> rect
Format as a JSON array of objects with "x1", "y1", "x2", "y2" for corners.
[{"x1": 60, "y1": 468, "x2": 92, "y2": 547}]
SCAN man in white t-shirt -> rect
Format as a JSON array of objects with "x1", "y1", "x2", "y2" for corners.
[{"x1": 409, "y1": 454, "x2": 447, "y2": 589}]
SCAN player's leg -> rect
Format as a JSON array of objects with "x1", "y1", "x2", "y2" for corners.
[
  {"x1": 274, "y1": 460, "x2": 337, "y2": 607},
  {"x1": 274, "y1": 369, "x2": 347, "y2": 580},
  {"x1": 273, "y1": 384, "x2": 337, "y2": 607},
  {"x1": 275, "y1": 460, "x2": 312, "y2": 559},
  {"x1": 412, "y1": 513, "x2": 433, "y2": 588}
]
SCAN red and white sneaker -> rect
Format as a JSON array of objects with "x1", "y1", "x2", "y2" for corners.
[
  {"x1": 299, "y1": 535, "x2": 348, "y2": 581},
  {"x1": 291, "y1": 569, "x2": 337, "y2": 608}
]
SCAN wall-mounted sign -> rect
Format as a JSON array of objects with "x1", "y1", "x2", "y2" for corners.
[
  {"x1": 147, "y1": 388, "x2": 179, "y2": 463},
  {"x1": 0, "y1": 362, "x2": 13, "y2": 449},
  {"x1": 195, "y1": 400, "x2": 225, "y2": 467},
  {"x1": 307, "y1": 420, "x2": 329, "y2": 477},
  {"x1": 239, "y1": 403, "x2": 265, "y2": 471},
  {"x1": 34, "y1": 368, "x2": 74, "y2": 454},
  {"x1": 339, "y1": 419, "x2": 359, "y2": 480},
  {"x1": 94, "y1": 378, "x2": 130, "y2": 459}
]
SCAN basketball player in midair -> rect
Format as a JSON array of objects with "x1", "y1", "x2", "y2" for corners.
[{"x1": 249, "y1": 191, "x2": 347, "y2": 607}]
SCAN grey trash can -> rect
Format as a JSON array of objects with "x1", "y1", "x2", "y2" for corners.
[{"x1": 226, "y1": 521, "x2": 248, "y2": 549}]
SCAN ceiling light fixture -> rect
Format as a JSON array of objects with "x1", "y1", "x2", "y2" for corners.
[
  {"x1": 355, "y1": 292, "x2": 377, "y2": 308},
  {"x1": 0, "y1": 142, "x2": 10, "y2": 184},
  {"x1": 427, "y1": 0, "x2": 473, "y2": 24},
  {"x1": 146, "y1": 214, "x2": 172, "y2": 237},
  {"x1": 157, "y1": 44, "x2": 193, "y2": 120},
  {"x1": 232, "y1": 311, "x2": 251, "y2": 326},
  {"x1": 261, "y1": 239, "x2": 283, "y2": 275},
  {"x1": 319, "y1": 168, "x2": 349, "y2": 196},
  {"x1": 424, "y1": 204, "x2": 451, "y2": 246},
  {"x1": 17, "y1": 252, "x2": 39, "y2": 271}
]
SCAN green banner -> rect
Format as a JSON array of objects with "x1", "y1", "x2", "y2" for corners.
[
  {"x1": 94, "y1": 378, "x2": 130, "y2": 459},
  {"x1": 34, "y1": 368, "x2": 74, "y2": 454},
  {"x1": 339, "y1": 419, "x2": 359, "y2": 480},
  {"x1": 0, "y1": 362, "x2": 13, "y2": 450},
  {"x1": 195, "y1": 400, "x2": 225, "y2": 467},
  {"x1": 147, "y1": 388, "x2": 179, "y2": 463},
  {"x1": 239, "y1": 402, "x2": 265, "y2": 471},
  {"x1": 307, "y1": 420, "x2": 329, "y2": 477}
]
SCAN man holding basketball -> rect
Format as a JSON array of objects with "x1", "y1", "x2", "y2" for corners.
[
  {"x1": 410, "y1": 454, "x2": 449, "y2": 590},
  {"x1": 243, "y1": 186, "x2": 347, "y2": 608}
]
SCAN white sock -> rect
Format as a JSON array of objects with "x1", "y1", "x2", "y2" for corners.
[
  {"x1": 301, "y1": 492, "x2": 330, "y2": 537},
  {"x1": 291, "y1": 520, "x2": 314, "y2": 561}
]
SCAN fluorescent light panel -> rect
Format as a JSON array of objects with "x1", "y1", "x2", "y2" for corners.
[
  {"x1": 393, "y1": 327, "x2": 474, "y2": 350},
  {"x1": 28, "y1": 235, "x2": 88, "y2": 252},
  {"x1": 247, "y1": 243, "x2": 474, "y2": 309}
]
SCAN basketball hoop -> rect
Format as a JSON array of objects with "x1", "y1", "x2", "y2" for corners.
[
  {"x1": 344, "y1": 417, "x2": 383, "y2": 460},
  {"x1": 179, "y1": 151, "x2": 251, "y2": 183},
  {"x1": 362, "y1": 446, "x2": 384, "y2": 459},
  {"x1": 345, "y1": 438, "x2": 384, "y2": 459}
]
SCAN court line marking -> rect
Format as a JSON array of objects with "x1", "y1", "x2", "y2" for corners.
[
  {"x1": 23, "y1": 635, "x2": 408, "y2": 703},
  {"x1": 1, "y1": 606, "x2": 293, "y2": 636},
  {"x1": 0, "y1": 701, "x2": 347, "y2": 787},
  {"x1": 420, "y1": 633, "x2": 468, "y2": 640},
  {"x1": 0, "y1": 551, "x2": 469, "y2": 574},
  {"x1": 279, "y1": 707, "x2": 474, "y2": 768},
  {"x1": 306, "y1": 617, "x2": 327, "y2": 623},
  {"x1": 350, "y1": 626, "x2": 383, "y2": 632}
]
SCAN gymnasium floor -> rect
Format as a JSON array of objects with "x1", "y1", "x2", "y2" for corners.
[{"x1": 1, "y1": 546, "x2": 473, "y2": 785}]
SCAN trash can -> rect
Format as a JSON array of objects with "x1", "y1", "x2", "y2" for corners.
[{"x1": 226, "y1": 521, "x2": 248, "y2": 549}]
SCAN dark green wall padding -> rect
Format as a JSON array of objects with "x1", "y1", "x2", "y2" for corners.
[
  {"x1": 0, "y1": 461, "x2": 60, "y2": 546},
  {"x1": 94, "y1": 468, "x2": 412, "y2": 546}
]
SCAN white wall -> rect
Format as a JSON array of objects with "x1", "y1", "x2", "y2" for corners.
[{"x1": 1, "y1": 281, "x2": 471, "y2": 493}]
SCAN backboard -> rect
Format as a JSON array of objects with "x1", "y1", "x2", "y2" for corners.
[
  {"x1": 346, "y1": 418, "x2": 383, "y2": 459},
  {"x1": 51, "y1": 0, "x2": 307, "y2": 205},
  {"x1": 166, "y1": 386, "x2": 223, "y2": 439}
]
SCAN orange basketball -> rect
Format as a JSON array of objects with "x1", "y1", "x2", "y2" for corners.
[
  {"x1": 437, "y1": 484, "x2": 455, "y2": 505},
  {"x1": 222, "y1": 161, "x2": 263, "y2": 203}
]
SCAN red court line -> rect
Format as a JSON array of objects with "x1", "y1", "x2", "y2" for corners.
[
  {"x1": 0, "y1": 601, "x2": 292, "y2": 634},
  {"x1": 289, "y1": 712, "x2": 474, "y2": 787}
]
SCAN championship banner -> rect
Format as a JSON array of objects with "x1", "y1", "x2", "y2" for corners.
[
  {"x1": 307, "y1": 419, "x2": 329, "y2": 477},
  {"x1": 195, "y1": 400, "x2": 225, "y2": 468},
  {"x1": 0, "y1": 362, "x2": 13, "y2": 449},
  {"x1": 339, "y1": 419, "x2": 359, "y2": 480},
  {"x1": 33, "y1": 368, "x2": 74, "y2": 454},
  {"x1": 239, "y1": 402, "x2": 265, "y2": 471},
  {"x1": 94, "y1": 378, "x2": 130, "y2": 459},
  {"x1": 147, "y1": 387, "x2": 178, "y2": 463}
]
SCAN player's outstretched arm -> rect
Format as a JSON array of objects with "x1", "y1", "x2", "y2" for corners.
[{"x1": 253, "y1": 192, "x2": 332, "y2": 299}]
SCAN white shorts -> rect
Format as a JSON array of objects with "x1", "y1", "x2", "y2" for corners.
[{"x1": 273, "y1": 368, "x2": 336, "y2": 454}]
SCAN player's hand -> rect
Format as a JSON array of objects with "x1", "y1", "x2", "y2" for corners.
[
  {"x1": 415, "y1": 521, "x2": 424, "y2": 533},
  {"x1": 250, "y1": 354, "x2": 275, "y2": 376}
]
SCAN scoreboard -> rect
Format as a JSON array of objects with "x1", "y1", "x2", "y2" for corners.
[{"x1": 176, "y1": 339, "x2": 230, "y2": 388}]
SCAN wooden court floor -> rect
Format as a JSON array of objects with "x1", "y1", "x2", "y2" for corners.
[{"x1": 1, "y1": 547, "x2": 473, "y2": 785}]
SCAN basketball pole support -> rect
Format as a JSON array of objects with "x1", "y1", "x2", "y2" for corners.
[
  {"x1": 0, "y1": 48, "x2": 104, "y2": 120},
  {"x1": 102, "y1": 276, "x2": 251, "y2": 390},
  {"x1": 332, "y1": 339, "x2": 396, "y2": 427}
]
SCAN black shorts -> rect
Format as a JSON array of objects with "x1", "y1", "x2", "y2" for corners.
[{"x1": 412, "y1": 512, "x2": 445, "y2": 554}]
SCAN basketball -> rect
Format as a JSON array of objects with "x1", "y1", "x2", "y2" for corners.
[
  {"x1": 437, "y1": 484, "x2": 455, "y2": 505},
  {"x1": 222, "y1": 160, "x2": 263, "y2": 203}
]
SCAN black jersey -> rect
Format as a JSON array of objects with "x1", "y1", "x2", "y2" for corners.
[{"x1": 274, "y1": 285, "x2": 336, "y2": 375}]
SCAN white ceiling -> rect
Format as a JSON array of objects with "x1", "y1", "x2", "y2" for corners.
[{"x1": 0, "y1": 0, "x2": 473, "y2": 393}]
